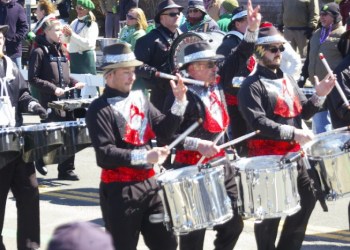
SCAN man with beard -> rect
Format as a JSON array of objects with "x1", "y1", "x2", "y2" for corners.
[
  {"x1": 180, "y1": 0, "x2": 219, "y2": 32},
  {"x1": 134, "y1": 0, "x2": 183, "y2": 111},
  {"x1": 238, "y1": 25, "x2": 336, "y2": 250}
]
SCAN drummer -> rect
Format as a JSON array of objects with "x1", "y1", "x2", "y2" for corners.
[
  {"x1": 85, "y1": 43, "x2": 188, "y2": 249},
  {"x1": 28, "y1": 19, "x2": 85, "y2": 180},
  {"x1": 237, "y1": 24, "x2": 336, "y2": 250},
  {"x1": 0, "y1": 25, "x2": 47, "y2": 250}
]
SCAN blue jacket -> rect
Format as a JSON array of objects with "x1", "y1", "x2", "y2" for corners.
[{"x1": 0, "y1": 0, "x2": 28, "y2": 58}]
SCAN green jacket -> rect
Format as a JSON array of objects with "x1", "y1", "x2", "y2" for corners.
[
  {"x1": 119, "y1": 25, "x2": 146, "y2": 51},
  {"x1": 217, "y1": 13, "x2": 232, "y2": 32}
]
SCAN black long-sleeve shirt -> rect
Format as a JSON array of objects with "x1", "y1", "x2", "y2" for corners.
[{"x1": 86, "y1": 86, "x2": 183, "y2": 169}]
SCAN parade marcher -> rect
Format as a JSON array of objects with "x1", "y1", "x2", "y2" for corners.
[
  {"x1": 28, "y1": 19, "x2": 85, "y2": 181},
  {"x1": 216, "y1": 6, "x2": 248, "y2": 57},
  {"x1": 238, "y1": 24, "x2": 336, "y2": 250},
  {"x1": 62, "y1": 0, "x2": 99, "y2": 97},
  {"x1": 180, "y1": 0, "x2": 220, "y2": 33},
  {"x1": 134, "y1": 0, "x2": 183, "y2": 110},
  {"x1": 86, "y1": 43, "x2": 188, "y2": 250},
  {"x1": 0, "y1": 0, "x2": 28, "y2": 68},
  {"x1": 308, "y1": 2, "x2": 344, "y2": 134},
  {"x1": 216, "y1": 0, "x2": 239, "y2": 32},
  {"x1": 277, "y1": 0, "x2": 319, "y2": 58},
  {"x1": 0, "y1": 25, "x2": 47, "y2": 250},
  {"x1": 161, "y1": 4, "x2": 261, "y2": 248},
  {"x1": 162, "y1": 40, "x2": 243, "y2": 250}
]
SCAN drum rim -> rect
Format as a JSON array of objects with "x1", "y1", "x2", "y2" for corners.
[
  {"x1": 21, "y1": 122, "x2": 64, "y2": 131},
  {"x1": 232, "y1": 155, "x2": 296, "y2": 171},
  {"x1": 303, "y1": 131, "x2": 350, "y2": 159}
]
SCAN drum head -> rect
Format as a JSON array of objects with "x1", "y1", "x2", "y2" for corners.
[
  {"x1": 232, "y1": 155, "x2": 284, "y2": 171},
  {"x1": 169, "y1": 31, "x2": 225, "y2": 73},
  {"x1": 304, "y1": 131, "x2": 350, "y2": 158}
]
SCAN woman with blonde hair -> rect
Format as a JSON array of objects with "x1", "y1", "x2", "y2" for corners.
[{"x1": 119, "y1": 7, "x2": 148, "y2": 50}]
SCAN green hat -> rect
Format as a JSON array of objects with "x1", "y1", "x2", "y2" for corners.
[
  {"x1": 77, "y1": 0, "x2": 95, "y2": 10},
  {"x1": 221, "y1": 0, "x2": 239, "y2": 13}
]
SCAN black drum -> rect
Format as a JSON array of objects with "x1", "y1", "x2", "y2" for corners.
[
  {"x1": 0, "y1": 127, "x2": 22, "y2": 169},
  {"x1": 21, "y1": 123, "x2": 65, "y2": 163},
  {"x1": 169, "y1": 31, "x2": 225, "y2": 72},
  {"x1": 43, "y1": 119, "x2": 91, "y2": 165}
]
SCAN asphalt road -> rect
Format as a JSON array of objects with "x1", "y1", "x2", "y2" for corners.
[{"x1": 2, "y1": 114, "x2": 350, "y2": 249}]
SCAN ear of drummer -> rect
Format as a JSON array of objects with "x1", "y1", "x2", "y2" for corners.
[{"x1": 170, "y1": 73, "x2": 187, "y2": 103}]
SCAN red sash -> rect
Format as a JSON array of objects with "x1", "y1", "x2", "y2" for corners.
[{"x1": 101, "y1": 167, "x2": 155, "y2": 183}]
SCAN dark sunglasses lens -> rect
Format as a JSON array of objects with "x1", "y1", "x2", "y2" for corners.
[
  {"x1": 189, "y1": 9, "x2": 199, "y2": 13},
  {"x1": 208, "y1": 62, "x2": 216, "y2": 68},
  {"x1": 269, "y1": 45, "x2": 285, "y2": 53},
  {"x1": 127, "y1": 14, "x2": 136, "y2": 19},
  {"x1": 169, "y1": 12, "x2": 180, "y2": 17}
]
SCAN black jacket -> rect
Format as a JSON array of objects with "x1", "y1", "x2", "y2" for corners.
[
  {"x1": 216, "y1": 31, "x2": 243, "y2": 58},
  {"x1": 28, "y1": 35, "x2": 78, "y2": 109},
  {"x1": 134, "y1": 25, "x2": 181, "y2": 110},
  {"x1": 328, "y1": 54, "x2": 350, "y2": 129}
]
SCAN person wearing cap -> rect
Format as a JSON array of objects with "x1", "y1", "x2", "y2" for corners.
[
  {"x1": 180, "y1": 0, "x2": 220, "y2": 33},
  {"x1": 277, "y1": 0, "x2": 319, "y2": 58},
  {"x1": 47, "y1": 221, "x2": 114, "y2": 250},
  {"x1": 216, "y1": 0, "x2": 239, "y2": 32},
  {"x1": 216, "y1": 6, "x2": 248, "y2": 57},
  {"x1": 308, "y1": 2, "x2": 344, "y2": 135},
  {"x1": 0, "y1": 0, "x2": 28, "y2": 68},
  {"x1": 86, "y1": 42, "x2": 188, "y2": 250},
  {"x1": 0, "y1": 24, "x2": 47, "y2": 250},
  {"x1": 28, "y1": 19, "x2": 85, "y2": 181},
  {"x1": 134, "y1": 0, "x2": 183, "y2": 111},
  {"x1": 238, "y1": 24, "x2": 336, "y2": 250},
  {"x1": 62, "y1": 0, "x2": 99, "y2": 98}
]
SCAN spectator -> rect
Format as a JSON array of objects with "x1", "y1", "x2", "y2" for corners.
[
  {"x1": 100, "y1": 0, "x2": 120, "y2": 38},
  {"x1": 119, "y1": 7, "x2": 147, "y2": 50},
  {"x1": 57, "y1": 0, "x2": 71, "y2": 21},
  {"x1": 134, "y1": 0, "x2": 183, "y2": 110},
  {"x1": 203, "y1": 0, "x2": 221, "y2": 21},
  {"x1": 62, "y1": 0, "x2": 99, "y2": 97},
  {"x1": 277, "y1": 0, "x2": 319, "y2": 58},
  {"x1": 308, "y1": 2, "x2": 344, "y2": 133},
  {"x1": 217, "y1": 6, "x2": 247, "y2": 57},
  {"x1": 180, "y1": 0, "x2": 220, "y2": 32},
  {"x1": 0, "y1": 0, "x2": 28, "y2": 68},
  {"x1": 217, "y1": 0, "x2": 239, "y2": 32},
  {"x1": 339, "y1": 0, "x2": 350, "y2": 25},
  {"x1": 47, "y1": 221, "x2": 115, "y2": 250},
  {"x1": 28, "y1": 19, "x2": 85, "y2": 181}
]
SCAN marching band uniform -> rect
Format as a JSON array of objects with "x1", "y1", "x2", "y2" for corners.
[
  {"x1": 86, "y1": 43, "x2": 187, "y2": 250},
  {"x1": 163, "y1": 41, "x2": 243, "y2": 250},
  {"x1": 0, "y1": 25, "x2": 46, "y2": 250},
  {"x1": 238, "y1": 25, "x2": 335, "y2": 250}
]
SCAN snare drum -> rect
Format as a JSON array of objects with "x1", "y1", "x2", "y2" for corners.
[
  {"x1": 232, "y1": 155, "x2": 300, "y2": 220},
  {"x1": 156, "y1": 165, "x2": 233, "y2": 235},
  {"x1": 303, "y1": 130, "x2": 350, "y2": 199},
  {"x1": 43, "y1": 119, "x2": 91, "y2": 164},
  {"x1": 0, "y1": 127, "x2": 22, "y2": 169},
  {"x1": 21, "y1": 123, "x2": 64, "y2": 163}
]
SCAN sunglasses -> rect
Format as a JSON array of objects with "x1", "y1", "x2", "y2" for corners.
[
  {"x1": 188, "y1": 8, "x2": 200, "y2": 14},
  {"x1": 266, "y1": 45, "x2": 285, "y2": 53},
  {"x1": 76, "y1": 5, "x2": 86, "y2": 11},
  {"x1": 126, "y1": 14, "x2": 137, "y2": 20},
  {"x1": 161, "y1": 12, "x2": 181, "y2": 17}
]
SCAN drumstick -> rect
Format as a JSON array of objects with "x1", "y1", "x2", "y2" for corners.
[
  {"x1": 319, "y1": 53, "x2": 350, "y2": 106},
  {"x1": 196, "y1": 130, "x2": 225, "y2": 168},
  {"x1": 64, "y1": 86, "x2": 78, "y2": 93},
  {"x1": 314, "y1": 126, "x2": 350, "y2": 140},
  {"x1": 155, "y1": 71, "x2": 206, "y2": 86},
  {"x1": 218, "y1": 130, "x2": 260, "y2": 150},
  {"x1": 168, "y1": 119, "x2": 203, "y2": 149}
]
